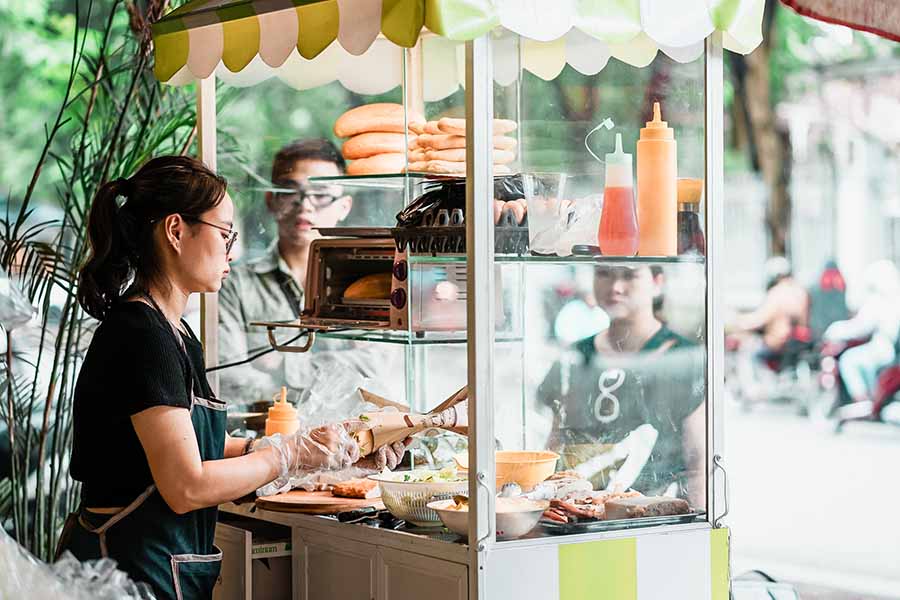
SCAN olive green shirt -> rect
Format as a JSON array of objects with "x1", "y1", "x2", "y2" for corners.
[{"x1": 217, "y1": 243, "x2": 385, "y2": 408}]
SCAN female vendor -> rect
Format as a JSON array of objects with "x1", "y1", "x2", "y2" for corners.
[{"x1": 58, "y1": 156, "x2": 405, "y2": 599}]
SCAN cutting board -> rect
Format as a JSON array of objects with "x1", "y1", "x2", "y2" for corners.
[{"x1": 255, "y1": 490, "x2": 384, "y2": 515}]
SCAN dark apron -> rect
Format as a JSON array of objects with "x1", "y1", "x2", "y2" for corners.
[{"x1": 58, "y1": 319, "x2": 226, "y2": 600}]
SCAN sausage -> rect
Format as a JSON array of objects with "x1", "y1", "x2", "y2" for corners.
[
  {"x1": 494, "y1": 200, "x2": 505, "y2": 225},
  {"x1": 507, "y1": 199, "x2": 526, "y2": 225}
]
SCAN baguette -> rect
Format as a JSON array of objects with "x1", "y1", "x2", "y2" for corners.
[
  {"x1": 334, "y1": 103, "x2": 424, "y2": 138},
  {"x1": 417, "y1": 134, "x2": 518, "y2": 152},
  {"x1": 346, "y1": 153, "x2": 406, "y2": 175},
  {"x1": 342, "y1": 132, "x2": 408, "y2": 160},
  {"x1": 437, "y1": 117, "x2": 518, "y2": 136},
  {"x1": 425, "y1": 148, "x2": 515, "y2": 164},
  {"x1": 408, "y1": 161, "x2": 512, "y2": 175},
  {"x1": 423, "y1": 121, "x2": 443, "y2": 135}
]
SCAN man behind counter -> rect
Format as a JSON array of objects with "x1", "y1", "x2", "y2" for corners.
[{"x1": 218, "y1": 139, "x2": 382, "y2": 407}]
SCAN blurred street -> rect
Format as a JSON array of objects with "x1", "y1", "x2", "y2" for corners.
[{"x1": 726, "y1": 401, "x2": 900, "y2": 599}]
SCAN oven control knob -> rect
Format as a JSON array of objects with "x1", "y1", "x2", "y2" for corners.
[
  {"x1": 391, "y1": 288, "x2": 407, "y2": 309},
  {"x1": 393, "y1": 260, "x2": 408, "y2": 282}
]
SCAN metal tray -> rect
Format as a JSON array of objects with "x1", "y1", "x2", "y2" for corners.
[
  {"x1": 315, "y1": 227, "x2": 394, "y2": 238},
  {"x1": 539, "y1": 511, "x2": 706, "y2": 535}
]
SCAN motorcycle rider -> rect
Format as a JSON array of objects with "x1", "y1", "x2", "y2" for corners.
[
  {"x1": 825, "y1": 260, "x2": 900, "y2": 420},
  {"x1": 729, "y1": 256, "x2": 811, "y2": 366}
]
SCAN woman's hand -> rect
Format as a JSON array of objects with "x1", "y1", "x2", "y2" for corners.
[
  {"x1": 254, "y1": 422, "x2": 363, "y2": 483},
  {"x1": 356, "y1": 438, "x2": 411, "y2": 471}
]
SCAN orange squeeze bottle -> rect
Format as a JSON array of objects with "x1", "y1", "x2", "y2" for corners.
[
  {"x1": 265, "y1": 387, "x2": 300, "y2": 436},
  {"x1": 636, "y1": 102, "x2": 677, "y2": 256}
]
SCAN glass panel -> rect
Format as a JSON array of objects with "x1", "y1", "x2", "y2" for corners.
[
  {"x1": 215, "y1": 77, "x2": 409, "y2": 412},
  {"x1": 492, "y1": 38, "x2": 709, "y2": 539}
]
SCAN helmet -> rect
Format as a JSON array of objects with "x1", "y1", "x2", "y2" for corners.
[{"x1": 764, "y1": 256, "x2": 791, "y2": 287}]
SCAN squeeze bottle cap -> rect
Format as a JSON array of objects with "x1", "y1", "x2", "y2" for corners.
[
  {"x1": 640, "y1": 102, "x2": 674, "y2": 140},
  {"x1": 266, "y1": 387, "x2": 299, "y2": 436},
  {"x1": 604, "y1": 133, "x2": 633, "y2": 188}
]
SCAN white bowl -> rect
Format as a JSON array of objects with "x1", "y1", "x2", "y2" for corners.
[{"x1": 427, "y1": 497, "x2": 549, "y2": 540}]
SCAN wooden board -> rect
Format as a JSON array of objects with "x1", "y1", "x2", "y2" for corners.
[{"x1": 255, "y1": 490, "x2": 384, "y2": 515}]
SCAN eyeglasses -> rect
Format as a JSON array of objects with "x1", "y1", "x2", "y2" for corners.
[
  {"x1": 271, "y1": 181, "x2": 343, "y2": 210},
  {"x1": 595, "y1": 267, "x2": 637, "y2": 281},
  {"x1": 182, "y1": 216, "x2": 238, "y2": 253}
]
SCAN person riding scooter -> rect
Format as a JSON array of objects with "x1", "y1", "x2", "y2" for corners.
[
  {"x1": 825, "y1": 260, "x2": 900, "y2": 425},
  {"x1": 730, "y1": 257, "x2": 812, "y2": 369}
]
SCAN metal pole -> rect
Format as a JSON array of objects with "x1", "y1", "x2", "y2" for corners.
[
  {"x1": 465, "y1": 35, "x2": 496, "y2": 600},
  {"x1": 197, "y1": 75, "x2": 219, "y2": 395},
  {"x1": 704, "y1": 32, "x2": 726, "y2": 528}
]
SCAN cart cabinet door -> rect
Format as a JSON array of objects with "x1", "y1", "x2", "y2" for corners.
[
  {"x1": 214, "y1": 522, "x2": 252, "y2": 600},
  {"x1": 378, "y1": 547, "x2": 468, "y2": 600},
  {"x1": 292, "y1": 527, "x2": 377, "y2": 600}
]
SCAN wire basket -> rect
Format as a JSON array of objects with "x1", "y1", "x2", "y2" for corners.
[{"x1": 368, "y1": 474, "x2": 469, "y2": 526}]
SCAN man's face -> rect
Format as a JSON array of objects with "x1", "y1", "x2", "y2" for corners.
[
  {"x1": 266, "y1": 159, "x2": 352, "y2": 247},
  {"x1": 593, "y1": 266, "x2": 661, "y2": 321}
]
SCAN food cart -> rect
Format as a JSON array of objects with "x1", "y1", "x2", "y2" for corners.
[{"x1": 151, "y1": 2, "x2": 766, "y2": 598}]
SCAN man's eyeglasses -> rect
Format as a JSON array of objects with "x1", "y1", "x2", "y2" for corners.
[
  {"x1": 182, "y1": 216, "x2": 238, "y2": 253},
  {"x1": 271, "y1": 181, "x2": 343, "y2": 210}
]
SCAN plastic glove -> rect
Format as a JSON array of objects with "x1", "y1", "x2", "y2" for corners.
[
  {"x1": 357, "y1": 438, "x2": 411, "y2": 471},
  {"x1": 253, "y1": 422, "x2": 363, "y2": 496}
]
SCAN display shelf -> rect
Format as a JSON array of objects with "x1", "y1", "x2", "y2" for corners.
[
  {"x1": 306, "y1": 172, "x2": 432, "y2": 189},
  {"x1": 407, "y1": 253, "x2": 706, "y2": 265},
  {"x1": 251, "y1": 320, "x2": 522, "y2": 346}
]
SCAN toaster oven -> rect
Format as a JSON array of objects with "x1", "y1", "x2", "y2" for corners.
[{"x1": 300, "y1": 237, "x2": 507, "y2": 333}]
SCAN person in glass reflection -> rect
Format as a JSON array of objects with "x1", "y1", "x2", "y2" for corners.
[
  {"x1": 538, "y1": 265, "x2": 706, "y2": 504},
  {"x1": 218, "y1": 139, "x2": 374, "y2": 406}
]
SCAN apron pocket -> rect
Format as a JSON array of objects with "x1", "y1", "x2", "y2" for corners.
[{"x1": 170, "y1": 545, "x2": 222, "y2": 600}]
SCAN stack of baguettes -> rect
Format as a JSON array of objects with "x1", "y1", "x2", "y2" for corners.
[
  {"x1": 334, "y1": 103, "x2": 424, "y2": 175},
  {"x1": 406, "y1": 117, "x2": 518, "y2": 175}
]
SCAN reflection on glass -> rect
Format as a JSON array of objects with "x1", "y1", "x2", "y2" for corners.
[
  {"x1": 535, "y1": 264, "x2": 707, "y2": 512},
  {"x1": 215, "y1": 130, "x2": 402, "y2": 410}
]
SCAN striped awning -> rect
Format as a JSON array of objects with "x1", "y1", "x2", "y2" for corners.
[
  {"x1": 152, "y1": 0, "x2": 765, "y2": 93},
  {"x1": 781, "y1": 0, "x2": 900, "y2": 42}
]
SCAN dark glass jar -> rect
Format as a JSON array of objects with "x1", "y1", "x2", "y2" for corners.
[{"x1": 677, "y1": 201, "x2": 706, "y2": 255}]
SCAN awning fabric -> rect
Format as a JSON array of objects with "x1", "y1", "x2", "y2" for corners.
[
  {"x1": 152, "y1": 0, "x2": 765, "y2": 92},
  {"x1": 781, "y1": 0, "x2": 900, "y2": 43}
]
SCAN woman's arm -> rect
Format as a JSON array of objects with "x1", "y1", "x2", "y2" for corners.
[
  {"x1": 224, "y1": 434, "x2": 252, "y2": 459},
  {"x1": 681, "y1": 403, "x2": 707, "y2": 509},
  {"x1": 132, "y1": 406, "x2": 280, "y2": 514}
]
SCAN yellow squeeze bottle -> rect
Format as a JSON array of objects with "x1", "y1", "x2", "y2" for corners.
[
  {"x1": 636, "y1": 102, "x2": 678, "y2": 256},
  {"x1": 265, "y1": 387, "x2": 300, "y2": 436}
]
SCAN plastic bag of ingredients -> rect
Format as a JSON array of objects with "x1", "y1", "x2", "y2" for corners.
[
  {"x1": 0, "y1": 527, "x2": 155, "y2": 599},
  {"x1": 395, "y1": 175, "x2": 526, "y2": 227},
  {"x1": 264, "y1": 368, "x2": 406, "y2": 494},
  {"x1": 0, "y1": 266, "x2": 35, "y2": 331}
]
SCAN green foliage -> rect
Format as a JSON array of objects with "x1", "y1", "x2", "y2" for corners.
[{"x1": 0, "y1": 0, "x2": 197, "y2": 559}]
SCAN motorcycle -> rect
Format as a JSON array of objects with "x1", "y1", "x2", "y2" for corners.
[
  {"x1": 726, "y1": 331, "x2": 819, "y2": 416},
  {"x1": 809, "y1": 337, "x2": 869, "y2": 423}
]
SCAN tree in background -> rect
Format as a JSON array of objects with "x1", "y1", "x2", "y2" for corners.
[{"x1": 728, "y1": 0, "x2": 900, "y2": 257}]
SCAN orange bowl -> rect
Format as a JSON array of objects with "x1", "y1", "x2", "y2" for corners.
[{"x1": 453, "y1": 450, "x2": 560, "y2": 491}]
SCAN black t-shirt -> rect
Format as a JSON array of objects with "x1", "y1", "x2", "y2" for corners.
[
  {"x1": 70, "y1": 302, "x2": 213, "y2": 507},
  {"x1": 538, "y1": 325, "x2": 705, "y2": 495}
]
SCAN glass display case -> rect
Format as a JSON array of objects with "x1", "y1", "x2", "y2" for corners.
[{"x1": 151, "y1": 2, "x2": 765, "y2": 597}]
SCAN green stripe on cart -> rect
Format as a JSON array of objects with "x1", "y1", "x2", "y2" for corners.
[
  {"x1": 711, "y1": 528, "x2": 730, "y2": 600},
  {"x1": 559, "y1": 538, "x2": 637, "y2": 600}
]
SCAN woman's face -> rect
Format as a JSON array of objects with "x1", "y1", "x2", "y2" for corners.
[
  {"x1": 178, "y1": 193, "x2": 235, "y2": 293},
  {"x1": 593, "y1": 266, "x2": 661, "y2": 321},
  {"x1": 267, "y1": 160, "x2": 352, "y2": 248}
]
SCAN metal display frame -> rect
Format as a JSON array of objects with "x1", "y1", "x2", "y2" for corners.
[{"x1": 199, "y1": 30, "x2": 730, "y2": 600}]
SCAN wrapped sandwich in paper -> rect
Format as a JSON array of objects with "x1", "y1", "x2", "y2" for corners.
[{"x1": 353, "y1": 386, "x2": 468, "y2": 457}]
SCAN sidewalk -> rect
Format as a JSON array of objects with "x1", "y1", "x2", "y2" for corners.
[{"x1": 794, "y1": 584, "x2": 898, "y2": 600}]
